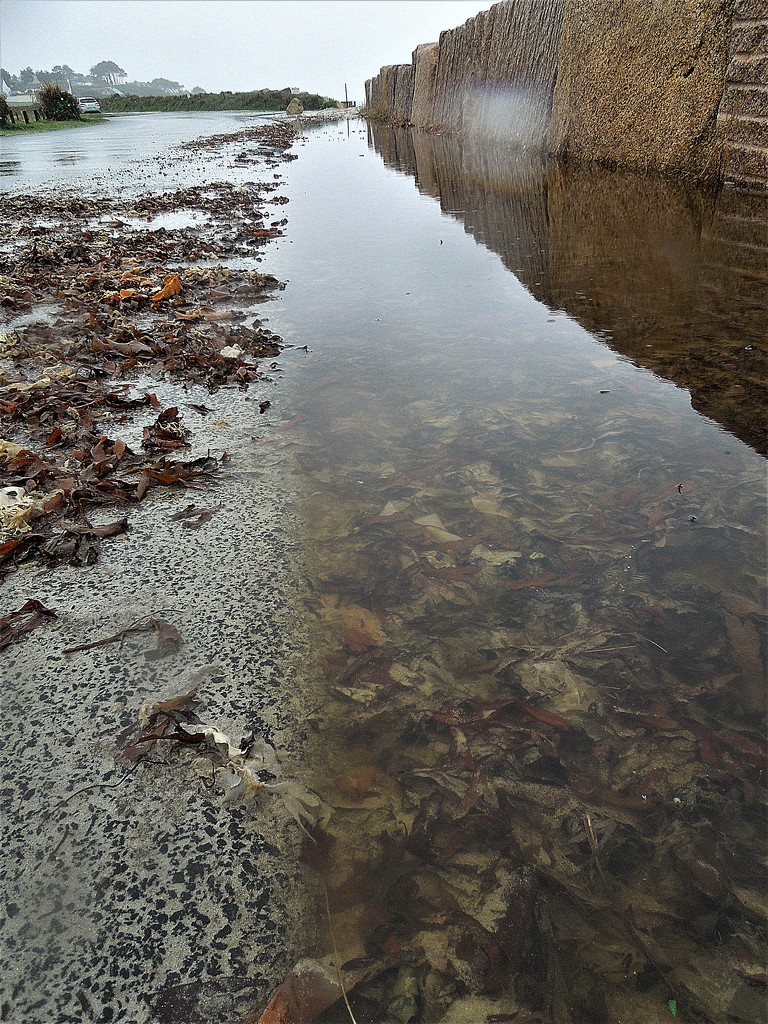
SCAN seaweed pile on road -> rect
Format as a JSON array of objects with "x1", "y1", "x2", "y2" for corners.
[
  {"x1": 0, "y1": 123, "x2": 296, "y2": 592},
  {"x1": 177, "y1": 120, "x2": 300, "y2": 170}
]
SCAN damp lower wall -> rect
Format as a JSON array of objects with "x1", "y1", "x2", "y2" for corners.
[{"x1": 364, "y1": 0, "x2": 768, "y2": 188}]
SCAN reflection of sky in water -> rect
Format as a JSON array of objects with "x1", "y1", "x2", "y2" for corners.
[
  {"x1": 113, "y1": 209, "x2": 213, "y2": 231},
  {"x1": 269, "y1": 129, "x2": 705, "y2": 433}
]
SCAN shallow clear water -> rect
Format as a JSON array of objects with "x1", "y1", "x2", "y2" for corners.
[{"x1": 264, "y1": 122, "x2": 767, "y2": 1023}]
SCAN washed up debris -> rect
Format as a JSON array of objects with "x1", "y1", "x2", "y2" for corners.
[
  {"x1": 168, "y1": 503, "x2": 218, "y2": 529},
  {"x1": 0, "y1": 485, "x2": 49, "y2": 535},
  {"x1": 0, "y1": 441, "x2": 23, "y2": 462},
  {"x1": 0, "y1": 435, "x2": 224, "y2": 573},
  {"x1": 0, "y1": 367, "x2": 75, "y2": 395},
  {"x1": 0, "y1": 597, "x2": 56, "y2": 650},
  {"x1": 0, "y1": 125, "x2": 297, "y2": 587},
  {"x1": 63, "y1": 613, "x2": 182, "y2": 660},
  {"x1": 39, "y1": 517, "x2": 130, "y2": 567},
  {"x1": 141, "y1": 407, "x2": 190, "y2": 451},
  {"x1": 176, "y1": 120, "x2": 299, "y2": 159},
  {"x1": 150, "y1": 272, "x2": 182, "y2": 303},
  {"x1": 122, "y1": 692, "x2": 331, "y2": 836},
  {"x1": 247, "y1": 954, "x2": 407, "y2": 1024}
]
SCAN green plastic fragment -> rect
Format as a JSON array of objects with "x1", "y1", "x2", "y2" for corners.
[{"x1": 668, "y1": 998, "x2": 677, "y2": 1016}]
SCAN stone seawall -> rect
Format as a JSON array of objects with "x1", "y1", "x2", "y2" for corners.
[
  {"x1": 549, "y1": 0, "x2": 732, "y2": 178},
  {"x1": 365, "y1": 0, "x2": 768, "y2": 187},
  {"x1": 429, "y1": 0, "x2": 565, "y2": 143},
  {"x1": 719, "y1": 0, "x2": 768, "y2": 186}
]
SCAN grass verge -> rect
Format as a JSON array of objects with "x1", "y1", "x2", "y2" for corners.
[{"x1": 0, "y1": 115, "x2": 108, "y2": 137}]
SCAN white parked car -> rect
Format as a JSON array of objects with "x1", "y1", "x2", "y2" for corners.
[{"x1": 78, "y1": 96, "x2": 101, "y2": 113}]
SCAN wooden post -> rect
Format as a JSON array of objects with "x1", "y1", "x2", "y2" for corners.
[
  {"x1": 345, "y1": 83, "x2": 348, "y2": 108},
  {"x1": 22, "y1": 109, "x2": 29, "y2": 124}
]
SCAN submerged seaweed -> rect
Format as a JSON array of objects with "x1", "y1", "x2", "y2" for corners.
[
  {"x1": 255, "y1": 127, "x2": 767, "y2": 1024},
  {"x1": 291, "y1": 393, "x2": 766, "y2": 1023}
]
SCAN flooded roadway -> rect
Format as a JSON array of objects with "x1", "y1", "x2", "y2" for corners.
[
  {"x1": 1, "y1": 113, "x2": 766, "y2": 1023},
  {"x1": 267, "y1": 121, "x2": 768, "y2": 1024}
]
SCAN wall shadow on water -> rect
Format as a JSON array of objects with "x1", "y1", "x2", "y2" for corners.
[{"x1": 369, "y1": 124, "x2": 767, "y2": 456}]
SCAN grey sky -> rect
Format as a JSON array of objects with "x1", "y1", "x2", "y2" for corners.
[{"x1": 0, "y1": 0, "x2": 491, "y2": 102}]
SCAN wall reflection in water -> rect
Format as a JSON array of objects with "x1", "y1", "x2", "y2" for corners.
[{"x1": 369, "y1": 125, "x2": 767, "y2": 455}]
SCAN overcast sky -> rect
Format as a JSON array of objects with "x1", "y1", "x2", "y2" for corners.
[{"x1": 0, "y1": 0, "x2": 492, "y2": 101}]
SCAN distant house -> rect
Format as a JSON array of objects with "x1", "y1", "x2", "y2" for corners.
[
  {"x1": 9, "y1": 74, "x2": 43, "y2": 103},
  {"x1": 72, "y1": 81, "x2": 120, "y2": 100},
  {"x1": 290, "y1": 87, "x2": 300, "y2": 96},
  {"x1": 7, "y1": 92, "x2": 37, "y2": 106}
]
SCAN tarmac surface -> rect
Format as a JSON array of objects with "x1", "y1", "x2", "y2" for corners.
[
  {"x1": 0, "y1": 115, "x2": 315, "y2": 1024},
  {"x1": 1, "y1": 376, "x2": 313, "y2": 1024}
]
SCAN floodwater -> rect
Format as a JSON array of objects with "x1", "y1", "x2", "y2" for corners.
[
  {"x1": 0, "y1": 109, "x2": 279, "y2": 193},
  {"x1": 2, "y1": 114, "x2": 767, "y2": 1023},
  {"x1": 266, "y1": 123, "x2": 768, "y2": 1024}
]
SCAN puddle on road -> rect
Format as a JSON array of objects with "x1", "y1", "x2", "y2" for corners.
[
  {"x1": 100, "y1": 210, "x2": 213, "y2": 232},
  {"x1": 1, "y1": 302, "x2": 63, "y2": 331},
  {"x1": 264, "y1": 124, "x2": 767, "y2": 1023}
]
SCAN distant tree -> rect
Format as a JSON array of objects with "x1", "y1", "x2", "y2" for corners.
[
  {"x1": 1, "y1": 67, "x2": 15, "y2": 89},
  {"x1": 149, "y1": 77, "x2": 183, "y2": 94},
  {"x1": 18, "y1": 67, "x2": 36, "y2": 89},
  {"x1": 190, "y1": 86, "x2": 206, "y2": 95},
  {"x1": 49, "y1": 64, "x2": 78, "y2": 86},
  {"x1": 90, "y1": 60, "x2": 127, "y2": 85}
]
